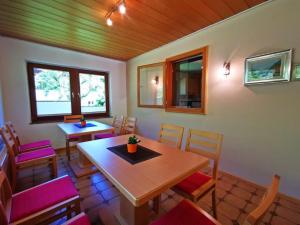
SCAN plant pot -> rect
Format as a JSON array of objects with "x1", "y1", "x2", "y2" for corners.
[
  {"x1": 81, "y1": 121, "x2": 86, "y2": 127},
  {"x1": 127, "y1": 143, "x2": 137, "y2": 153}
]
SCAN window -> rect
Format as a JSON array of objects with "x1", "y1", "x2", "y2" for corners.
[
  {"x1": 27, "y1": 63, "x2": 109, "y2": 123},
  {"x1": 165, "y1": 47, "x2": 208, "y2": 114}
]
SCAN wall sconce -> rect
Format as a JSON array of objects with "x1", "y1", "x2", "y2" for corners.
[
  {"x1": 222, "y1": 62, "x2": 231, "y2": 76},
  {"x1": 151, "y1": 76, "x2": 159, "y2": 85}
]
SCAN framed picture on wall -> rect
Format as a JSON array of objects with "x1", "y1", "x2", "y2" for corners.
[
  {"x1": 292, "y1": 64, "x2": 300, "y2": 80},
  {"x1": 244, "y1": 49, "x2": 292, "y2": 85}
]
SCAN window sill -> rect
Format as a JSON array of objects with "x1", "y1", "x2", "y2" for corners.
[
  {"x1": 30, "y1": 115, "x2": 113, "y2": 124},
  {"x1": 165, "y1": 107, "x2": 206, "y2": 114}
]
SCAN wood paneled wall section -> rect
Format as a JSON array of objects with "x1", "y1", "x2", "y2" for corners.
[{"x1": 0, "y1": 0, "x2": 267, "y2": 60}]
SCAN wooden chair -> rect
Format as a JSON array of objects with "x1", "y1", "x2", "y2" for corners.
[
  {"x1": 243, "y1": 175, "x2": 280, "y2": 224},
  {"x1": 94, "y1": 115, "x2": 124, "y2": 139},
  {"x1": 151, "y1": 175, "x2": 280, "y2": 225},
  {"x1": 121, "y1": 116, "x2": 137, "y2": 135},
  {"x1": 64, "y1": 115, "x2": 84, "y2": 123},
  {"x1": 6, "y1": 121, "x2": 51, "y2": 153},
  {"x1": 158, "y1": 123, "x2": 184, "y2": 149},
  {"x1": 63, "y1": 212, "x2": 91, "y2": 225},
  {"x1": 64, "y1": 115, "x2": 83, "y2": 161},
  {"x1": 172, "y1": 129, "x2": 223, "y2": 218},
  {"x1": 0, "y1": 126, "x2": 57, "y2": 191},
  {"x1": 0, "y1": 170, "x2": 81, "y2": 225},
  {"x1": 152, "y1": 124, "x2": 184, "y2": 213}
]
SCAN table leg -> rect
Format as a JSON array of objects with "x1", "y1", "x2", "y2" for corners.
[
  {"x1": 68, "y1": 134, "x2": 97, "y2": 177},
  {"x1": 78, "y1": 151, "x2": 93, "y2": 168},
  {"x1": 153, "y1": 195, "x2": 161, "y2": 214},
  {"x1": 66, "y1": 138, "x2": 70, "y2": 161},
  {"x1": 115, "y1": 195, "x2": 149, "y2": 225}
]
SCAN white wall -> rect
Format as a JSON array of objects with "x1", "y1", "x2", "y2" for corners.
[
  {"x1": 127, "y1": 0, "x2": 300, "y2": 198},
  {"x1": 0, "y1": 67, "x2": 4, "y2": 126},
  {"x1": 0, "y1": 57, "x2": 7, "y2": 163},
  {"x1": 0, "y1": 36, "x2": 127, "y2": 148}
]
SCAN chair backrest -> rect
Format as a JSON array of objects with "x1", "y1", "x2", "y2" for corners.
[
  {"x1": 0, "y1": 170, "x2": 12, "y2": 225},
  {"x1": 5, "y1": 121, "x2": 21, "y2": 148},
  {"x1": 0, "y1": 127, "x2": 18, "y2": 191},
  {"x1": 121, "y1": 117, "x2": 137, "y2": 135},
  {"x1": 111, "y1": 115, "x2": 125, "y2": 135},
  {"x1": 243, "y1": 175, "x2": 280, "y2": 225},
  {"x1": 64, "y1": 115, "x2": 83, "y2": 123},
  {"x1": 158, "y1": 123, "x2": 184, "y2": 149},
  {"x1": 185, "y1": 129, "x2": 223, "y2": 180},
  {"x1": 0, "y1": 127, "x2": 17, "y2": 157}
]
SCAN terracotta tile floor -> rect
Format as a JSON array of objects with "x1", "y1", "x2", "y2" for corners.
[{"x1": 16, "y1": 150, "x2": 300, "y2": 225}]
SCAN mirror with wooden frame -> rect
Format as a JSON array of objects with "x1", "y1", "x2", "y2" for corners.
[{"x1": 137, "y1": 62, "x2": 165, "y2": 108}]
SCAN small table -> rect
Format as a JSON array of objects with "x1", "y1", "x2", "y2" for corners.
[
  {"x1": 57, "y1": 120, "x2": 114, "y2": 177},
  {"x1": 77, "y1": 134, "x2": 209, "y2": 225}
]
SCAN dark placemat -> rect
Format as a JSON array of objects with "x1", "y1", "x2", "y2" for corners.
[
  {"x1": 107, "y1": 144, "x2": 161, "y2": 165},
  {"x1": 74, "y1": 123, "x2": 96, "y2": 128}
]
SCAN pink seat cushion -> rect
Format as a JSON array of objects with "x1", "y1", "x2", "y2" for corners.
[
  {"x1": 10, "y1": 176, "x2": 78, "y2": 222},
  {"x1": 94, "y1": 133, "x2": 116, "y2": 139},
  {"x1": 175, "y1": 172, "x2": 212, "y2": 194},
  {"x1": 16, "y1": 147, "x2": 55, "y2": 163},
  {"x1": 67, "y1": 213, "x2": 91, "y2": 225},
  {"x1": 19, "y1": 139, "x2": 51, "y2": 152},
  {"x1": 68, "y1": 135, "x2": 81, "y2": 140},
  {"x1": 151, "y1": 200, "x2": 216, "y2": 225}
]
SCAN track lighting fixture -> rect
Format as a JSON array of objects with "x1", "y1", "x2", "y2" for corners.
[{"x1": 105, "y1": 0, "x2": 126, "y2": 26}]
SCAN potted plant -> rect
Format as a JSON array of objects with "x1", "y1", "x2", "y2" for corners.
[
  {"x1": 127, "y1": 135, "x2": 140, "y2": 153},
  {"x1": 80, "y1": 117, "x2": 86, "y2": 127}
]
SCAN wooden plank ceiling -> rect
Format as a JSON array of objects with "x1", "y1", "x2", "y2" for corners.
[{"x1": 0, "y1": 0, "x2": 267, "y2": 61}]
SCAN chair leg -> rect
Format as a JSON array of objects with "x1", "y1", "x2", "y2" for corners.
[
  {"x1": 212, "y1": 189, "x2": 217, "y2": 219},
  {"x1": 66, "y1": 138, "x2": 70, "y2": 161},
  {"x1": 153, "y1": 195, "x2": 161, "y2": 214},
  {"x1": 67, "y1": 205, "x2": 72, "y2": 219},
  {"x1": 52, "y1": 156, "x2": 58, "y2": 178},
  {"x1": 74, "y1": 200, "x2": 81, "y2": 215},
  {"x1": 12, "y1": 168, "x2": 17, "y2": 192}
]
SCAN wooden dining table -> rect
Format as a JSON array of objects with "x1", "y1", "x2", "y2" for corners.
[
  {"x1": 77, "y1": 134, "x2": 209, "y2": 225},
  {"x1": 57, "y1": 120, "x2": 114, "y2": 177}
]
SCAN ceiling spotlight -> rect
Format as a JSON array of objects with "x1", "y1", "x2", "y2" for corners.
[
  {"x1": 118, "y1": 3, "x2": 126, "y2": 14},
  {"x1": 106, "y1": 18, "x2": 113, "y2": 26}
]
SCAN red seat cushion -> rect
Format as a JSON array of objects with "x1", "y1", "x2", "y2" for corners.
[
  {"x1": 67, "y1": 213, "x2": 91, "y2": 225},
  {"x1": 151, "y1": 200, "x2": 216, "y2": 225},
  {"x1": 175, "y1": 172, "x2": 212, "y2": 194},
  {"x1": 16, "y1": 147, "x2": 55, "y2": 163},
  {"x1": 10, "y1": 176, "x2": 78, "y2": 222},
  {"x1": 19, "y1": 139, "x2": 51, "y2": 152},
  {"x1": 94, "y1": 133, "x2": 116, "y2": 139}
]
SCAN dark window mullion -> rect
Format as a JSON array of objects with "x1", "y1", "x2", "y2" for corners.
[
  {"x1": 104, "y1": 73, "x2": 110, "y2": 115},
  {"x1": 70, "y1": 69, "x2": 81, "y2": 115},
  {"x1": 27, "y1": 63, "x2": 38, "y2": 122}
]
